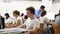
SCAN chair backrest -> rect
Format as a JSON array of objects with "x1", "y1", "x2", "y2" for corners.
[
  {"x1": 53, "y1": 25, "x2": 60, "y2": 34},
  {"x1": 39, "y1": 23, "x2": 44, "y2": 32}
]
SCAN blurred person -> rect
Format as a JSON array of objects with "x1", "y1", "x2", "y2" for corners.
[
  {"x1": 0, "y1": 14, "x2": 5, "y2": 29},
  {"x1": 23, "y1": 15, "x2": 28, "y2": 23},
  {"x1": 21, "y1": 13, "x2": 24, "y2": 17},
  {"x1": 6, "y1": 10, "x2": 23, "y2": 28},
  {"x1": 12, "y1": 10, "x2": 23, "y2": 27},
  {"x1": 35, "y1": 5, "x2": 45, "y2": 19},
  {"x1": 21, "y1": 13, "x2": 24, "y2": 19},
  {"x1": 39, "y1": 10, "x2": 49, "y2": 34},
  {"x1": 24, "y1": 15, "x2": 28, "y2": 20},
  {"x1": 39, "y1": 10, "x2": 49, "y2": 24},
  {"x1": 55, "y1": 13, "x2": 60, "y2": 26},
  {"x1": 5, "y1": 13, "x2": 13, "y2": 24},
  {"x1": 55, "y1": 10, "x2": 60, "y2": 18},
  {"x1": 39, "y1": 11, "x2": 55, "y2": 34},
  {"x1": 19, "y1": 7, "x2": 40, "y2": 34},
  {"x1": 4, "y1": 13, "x2": 14, "y2": 28},
  {"x1": 21, "y1": 13, "x2": 25, "y2": 23}
]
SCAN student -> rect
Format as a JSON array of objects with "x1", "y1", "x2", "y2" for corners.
[
  {"x1": 23, "y1": 15, "x2": 28, "y2": 23},
  {"x1": 55, "y1": 13, "x2": 60, "y2": 26},
  {"x1": 5, "y1": 11, "x2": 23, "y2": 28},
  {"x1": 5, "y1": 13, "x2": 13, "y2": 24},
  {"x1": 39, "y1": 10, "x2": 49, "y2": 23},
  {"x1": 24, "y1": 15, "x2": 28, "y2": 19},
  {"x1": 12, "y1": 10, "x2": 23, "y2": 27},
  {"x1": 35, "y1": 5, "x2": 45, "y2": 19},
  {"x1": 21, "y1": 13, "x2": 24, "y2": 19},
  {"x1": 21, "y1": 13, "x2": 24, "y2": 17},
  {"x1": 55, "y1": 10, "x2": 60, "y2": 19},
  {"x1": 39, "y1": 10, "x2": 49, "y2": 29},
  {"x1": 0, "y1": 15, "x2": 5, "y2": 29},
  {"x1": 19, "y1": 7, "x2": 40, "y2": 34},
  {"x1": 20, "y1": 13, "x2": 25, "y2": 23},
  {"x1": 39, "y1": 10, "x2": 50, "y2": 34}
]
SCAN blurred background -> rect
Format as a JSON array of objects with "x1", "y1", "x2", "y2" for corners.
[{"x1": 0, "y1": 0, "x2": 60, "y2": 20}]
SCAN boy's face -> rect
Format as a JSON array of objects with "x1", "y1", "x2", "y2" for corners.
[
  {"x1": 40, "y1": 8, "x2": 44, "y2": 11},
  {"x1": 26, "y1": 10, "x2": 32, "y2": 17}
]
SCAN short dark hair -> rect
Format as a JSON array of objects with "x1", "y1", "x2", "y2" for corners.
[
  {"x1": 41, "y1": 10, "x2": 47, "y2": 17},
  {"x1": 13, "y1": 10, "x2": 20, "y2": 15},
  {"x1": 21, "y1": 13, "x2": 24, "y2": 16},
  {"x1": 24, "y1": 15, "x2": 28, "y2": 19},
  {"x1": 26, "y1": 6, "x2": 35, "y2": 15},
  {"x1": 5, "y1": 13, "x2": 10, "y2": 17},
  {"x1": 40, "y1": 5, "x2": 45, "y2": 9}
]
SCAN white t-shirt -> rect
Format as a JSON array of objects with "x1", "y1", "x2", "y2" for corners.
[
  {"x1": 5, "y1": 17, "x2": 13, "y2": 24},
  {"x1": 55, "y1": 16, "x2": 60, "y2": 26},
  {"x1": 39, "y1": 16, "x2": 49, "y2": 24},
  {"x1": 39, "y1": 16, "x2": 49, "y2": 28},
  {"x1": 24, "y1": 18, "x2": 40, "y2": 30}
]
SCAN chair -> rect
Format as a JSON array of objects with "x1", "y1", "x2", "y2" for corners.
[
  {"x1": 53, "y1": 25, "x2": 60, "y2": 34},
  {"x1": 39, "y1": 23, "x2": 44, "y2": 32},
  {"x1": 38, "y1": 23, "x2": 44, "y2": 34}
]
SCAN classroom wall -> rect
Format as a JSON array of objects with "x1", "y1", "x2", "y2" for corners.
[
  {"x1": 0, "y1": 1, "x2": 41, "y2": 17},
  {"x1": 49, "y1": 2, "x2": 60, "y2": 20},
  {"x1": 52, "y1": 3, "x2": 60, "y2": 13},
  {"x1": 0, "y1": 0, "x2": 55, "y2": 20}
]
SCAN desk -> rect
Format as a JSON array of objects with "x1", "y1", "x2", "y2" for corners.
[{"x1": 0, "y1": 28, "x2": 30, "y2": 34}]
